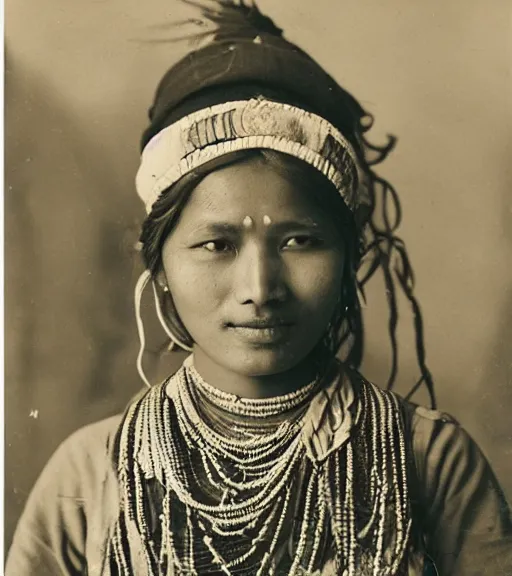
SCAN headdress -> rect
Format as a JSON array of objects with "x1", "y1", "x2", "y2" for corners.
[
  {"x1": 136, "y1": 98, "x2": 361, "y2": 215},
  {"x1": 134, "y1": 0, "x2": 436, "y2": 408},
  {"x1": 134, "y1": 0, "x2": 377, "y2": 219}
]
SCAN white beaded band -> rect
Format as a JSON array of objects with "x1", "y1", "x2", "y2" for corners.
[{"x1": 136, "y1": 98, "x2": 360, "y2": 214}]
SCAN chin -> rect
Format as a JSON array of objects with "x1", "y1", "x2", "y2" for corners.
[{"x1": 222, "y1": 345, "x2": 312, "y2": 377}]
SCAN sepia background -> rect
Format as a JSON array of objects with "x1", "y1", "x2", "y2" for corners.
[{"x1": 5, "y1": 0, "x2": 512, "y2": 552}]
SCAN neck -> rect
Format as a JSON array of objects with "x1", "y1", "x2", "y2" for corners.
[{"x1": 191, "y1": 348, "x2": 333, "y2": 399}]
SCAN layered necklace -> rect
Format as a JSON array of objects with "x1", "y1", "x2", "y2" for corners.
[{"x1": 109, "y1": 360, "x2": 412, "y2": 576}]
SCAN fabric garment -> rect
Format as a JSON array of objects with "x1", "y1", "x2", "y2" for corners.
[{"x1": 6, "y1": 365, "x2": 512, "y2": 575}]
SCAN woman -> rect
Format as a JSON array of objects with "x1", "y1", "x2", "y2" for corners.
[{"x1": 7, "y1": 2, "x2": 512, "y2": 575}]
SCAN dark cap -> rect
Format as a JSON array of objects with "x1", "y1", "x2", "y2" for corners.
[{"x1": 141, "y1": 1, "x2": 366, "y2": 153}]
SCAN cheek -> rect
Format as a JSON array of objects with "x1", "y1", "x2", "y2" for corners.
[
  {"x1": 287, "y1": 253, "x2": 344, "y2": 308},
  {"x1": 163, "y1": 254, "x2": 226, "y2": 317}
]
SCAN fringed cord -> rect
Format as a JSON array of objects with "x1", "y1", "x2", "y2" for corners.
[
  {"x1": 135, "y1": 270, "x2": 153, "y2": 388},
  {"x1": 151, "y1": 279, "x2": 193, "y2": 352},
  {"x1": 134, "y1": 269, "x2": 194, "y2": 388}
]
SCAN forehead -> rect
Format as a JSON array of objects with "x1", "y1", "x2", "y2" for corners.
[{"x1": 179, "y1": 156, "x2": 333, "y2": 224}]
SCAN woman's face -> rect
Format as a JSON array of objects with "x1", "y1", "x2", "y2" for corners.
[{"x1": 161, "y1": 156, "x2": 345, "y2": 378}]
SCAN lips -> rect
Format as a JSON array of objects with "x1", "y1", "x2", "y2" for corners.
[
  {"x1": 226, "y1": 319, "x2": 294, "y2": 345},
  {"x1": 230, "y1": 318, "x2": 291, "y2": 329}
]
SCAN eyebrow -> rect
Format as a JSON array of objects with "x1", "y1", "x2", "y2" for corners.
[
  {"x1": 188, "y1": 222, "x2": 241, "y2": 237},
  {"x1": 189, "y1": 218, "x2": 320, "y2": 235}
]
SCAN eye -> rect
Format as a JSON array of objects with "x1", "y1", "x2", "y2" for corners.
[
  {"x1": 201, "y1": 240, "x2": 233, "y2": 253},
  {"x1": 282, "y1": 235, "x2": 319, "y2": 250}
]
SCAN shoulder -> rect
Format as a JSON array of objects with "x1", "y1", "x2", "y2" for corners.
[
  {"x1": 389, "y1": 400, "x2": 512, "y2": 572},
  {"x1": 42, "y1": 414, "x2": 123, "y2": 487},
  {"x1": 14, "y1": 414, "x2": 124, "y2": 526},
  {"x1": 390, "y1": 392, "x2": 511, "y2": 529},
  {"x1": 62, "y1": 414, "x2": 123, "y2": 454},
  {"x1": 350, "y1": 369, "x2": 465, "y2": 463},
  {"x1": 382, "y1": 390, "x2": 481, "y2": 486},
  {"x1": 59, "y1": 414, "x2": 123, "y2": 451},
  {"x1": 393, "y1": 396, "x2": 475, "y2": 483},
  {"x1": 351, "y1": 372, "x2": 487, "y2": 493},
  {"x1": 6, "y1": 415, "x2": 124, "y2": 575},
  {"x1": 19, "y1": 414, "x2": 124, "y2": 515}
]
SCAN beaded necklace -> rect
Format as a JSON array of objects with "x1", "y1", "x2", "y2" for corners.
[{"x1": 109, "y1": 361, "x2": 412, "y2": 575}]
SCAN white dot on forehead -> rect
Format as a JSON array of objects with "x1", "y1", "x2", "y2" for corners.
[
  {"x1": 242, "y1": 216, "x2": 254, "y2": 228},
  {"x1": 263, "y1": 215, "x2": 272, "y2": 226}
]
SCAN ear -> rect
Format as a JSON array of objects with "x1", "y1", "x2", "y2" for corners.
[{"x1": 156, "y1": 271, "x2": 168, "y2": 291}]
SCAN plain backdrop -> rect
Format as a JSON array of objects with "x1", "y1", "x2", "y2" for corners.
[{"x1": 5, "y1": 0, "x2": 512, "y2": 552}]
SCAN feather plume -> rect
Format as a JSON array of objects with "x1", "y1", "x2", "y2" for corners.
[
  {"x1": 138, "y1": 0, "x2": 284, "y2": 45},
  {"x1": 180, "y1": 0, "x2": 283, "y2": 39}
]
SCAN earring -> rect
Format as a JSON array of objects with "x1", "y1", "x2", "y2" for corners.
[{"x1": 151, "y1": 281, "x2": 193, "y2": 352}]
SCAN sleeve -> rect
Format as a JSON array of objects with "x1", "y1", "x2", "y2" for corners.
[
  {"x1": 5, "y1": 417, "x2": 121, "y2": 576},
  {"x1": 411, "y1": 406, "x2": 512, "y2": 576},
  {"x1": 5, "y1": 438, "x2": 88, "y2": 575}
]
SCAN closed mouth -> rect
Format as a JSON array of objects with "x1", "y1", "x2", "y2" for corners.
[
  {"x1": 227, "y1": 320, "x2": 293, "y2": 329},
  {"x1": 225, "y1": 320, "x2": 294, "y2": 344}
]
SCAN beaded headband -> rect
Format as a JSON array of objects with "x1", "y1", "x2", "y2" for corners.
[{"x1": 136, "y1": 98, "x2": 360, "y2": 214}]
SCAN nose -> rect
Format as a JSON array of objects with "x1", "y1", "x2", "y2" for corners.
[{"x1": 233, "y1": 242, "x2": 287, "y2": 308}]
